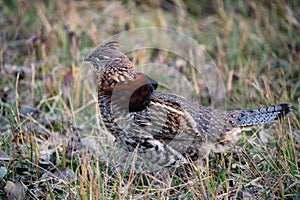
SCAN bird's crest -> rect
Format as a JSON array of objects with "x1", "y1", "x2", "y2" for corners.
[{"x1": 84, "y1": 41, "x2": 124, "y2": 71}]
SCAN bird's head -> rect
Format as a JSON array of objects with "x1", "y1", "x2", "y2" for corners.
[
  {"x1": 84, "y1": 41, "x2": 126, "y2": 73},
  {"x1": 84, "y1": 41, "x2": 137, "y2": 83}
]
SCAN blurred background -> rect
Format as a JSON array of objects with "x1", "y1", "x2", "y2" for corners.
[{"x1": 1, "y1": 1, "x2": 299, "y2": 107}]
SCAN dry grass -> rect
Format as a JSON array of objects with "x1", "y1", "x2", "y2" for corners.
[{"x1": 0, "y1": 0, "x2": 299, "y2": 199}]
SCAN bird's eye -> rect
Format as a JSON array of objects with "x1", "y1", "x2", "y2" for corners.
[
  {"x1": 114, "y1": 58, "x2": 121, "y2": 63},
  {"x1": 98, "y1": 55, "x2": 110, "y2": 60}
]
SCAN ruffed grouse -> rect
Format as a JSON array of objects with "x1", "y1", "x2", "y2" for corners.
[{"x1": 84, "y1": 41, "x2": 291, "y2": 169}]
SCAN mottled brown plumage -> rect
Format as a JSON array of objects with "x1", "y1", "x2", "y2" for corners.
[{"x1": 84, "y1": 41, "x2": 291, "y2": 169}]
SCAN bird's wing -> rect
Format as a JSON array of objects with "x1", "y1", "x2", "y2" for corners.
[{"x1": 125, "y1": 92, "x2": 204, "y2": 160}]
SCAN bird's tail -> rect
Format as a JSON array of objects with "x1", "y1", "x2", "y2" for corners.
[{"x1": 233, "y1": 103, "x2": 291, "y2": 127}]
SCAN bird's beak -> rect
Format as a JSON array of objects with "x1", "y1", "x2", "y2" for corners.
[
  {"x1": 83, "y1": 57, "x2": 93, "y2": 68},
  {"x1": 83, "y1": 56, "x2": 90, "y2": 62}
]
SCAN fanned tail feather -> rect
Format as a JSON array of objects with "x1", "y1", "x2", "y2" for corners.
[{"x1": 234, "y1": 103, "x2": 291, "y2": 127}]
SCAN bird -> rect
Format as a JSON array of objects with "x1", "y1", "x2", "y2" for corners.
[{"x1": 84, "y1": 41, "x2": 291, "y2": 170}]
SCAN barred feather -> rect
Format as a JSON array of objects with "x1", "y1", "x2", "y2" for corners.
[{"x1": 233, "y1": 103, "x2": 291, "y2": 127}]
